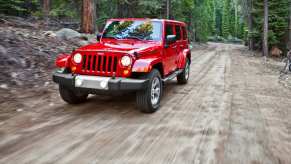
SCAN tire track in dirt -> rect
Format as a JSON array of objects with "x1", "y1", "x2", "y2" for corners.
[
  {"x1": 121, "y1": 50, "x2": 222, "y2": 164},
  {"x1": 0, "y1": 45, "x2": 218, "y2": 164},
  {"x1": 51, "y1": 45, "x2": 220, "y2": 164},
  {"x1": 1, "y1": 43, "x2": 291, "y2": 164},
  {"x1": 223, "y1": 46, "x2": 285, "y2": 164}
]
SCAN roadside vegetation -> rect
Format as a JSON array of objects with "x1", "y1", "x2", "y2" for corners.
[
  {"x1": 0, "y1": 0, "x2": 291, "y2": 92},
  {"x1": 1, "y1": 2, "x2": 291, "y2": 163},
  {"x1": 1, "y1": 0, "x2": 290, "y2": 56}
]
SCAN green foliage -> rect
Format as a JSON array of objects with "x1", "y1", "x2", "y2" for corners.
[
  {"x1": 252, "y1": 0, "x2": 289, "y2": 49},
  {"x1": 194, "y1": 0, "x2": 214, "y2": 42},
  {"x1": 4, "y1": 0, "x2": 288, "y2": 49},
  {"x1": 222, "y1": 0, "x2": 231, "y2": 37},
  {"x1": 207, "y1": 0, "x2": 216, "y2": 35},
  {"x1": 49, "y1": 0, "x2": 81, "y2": 19},
  {"x1": 209, "y1": 0, "x2": 244, "y2": 41},
  {"x1": 0, "y1": 0, "x2": 247, "y2": 43},
  {"x1": 137, "y1": 0, "x2": 163, "y2": 18},
  {"x1": 0, "y1": 0, "x2": 39, "y2": 16}
]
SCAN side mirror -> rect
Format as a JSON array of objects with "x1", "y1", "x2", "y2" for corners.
[
  {"x1": 166, "y1": 35, "x2": 176, "y2": 45},
  {"x1": 97, "y1": 33, "x2": 102, "y2": 42}
]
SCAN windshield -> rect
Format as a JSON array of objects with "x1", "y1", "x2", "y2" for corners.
[{"x1": 102, "y1": 20, "x2": 162, "y2": 41}]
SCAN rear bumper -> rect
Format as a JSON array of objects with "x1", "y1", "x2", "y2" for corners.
[{"x1": 52, "y1": 72, "x2": 148, "y2": 93}]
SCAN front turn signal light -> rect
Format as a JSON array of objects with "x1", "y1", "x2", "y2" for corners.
[
  {"x1": 123, "y1": 70, "x2": 129, "y2": 76},
  {"x1": 71, "y1": 66, "x2": 77, "y2": 72}
]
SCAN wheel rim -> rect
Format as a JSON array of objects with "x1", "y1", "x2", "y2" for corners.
[
  {"x1": 151, "y1": 77, "x2": 161, "y2": 105},
  {"x1": 185, "y1": 61, "x2": 190, "y2": 80}
]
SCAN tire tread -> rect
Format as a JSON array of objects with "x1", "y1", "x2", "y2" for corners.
[
  {"x1": 136, "y1": 69, "x2": 162, "y2": 113},
  {"x1": 59, "y1": 85, "x2": 88, "y2": 104}
]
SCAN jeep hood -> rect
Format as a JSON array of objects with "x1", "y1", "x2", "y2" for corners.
[{"x1": 76, "y1": 40, "x2": 162, "y2": 53}]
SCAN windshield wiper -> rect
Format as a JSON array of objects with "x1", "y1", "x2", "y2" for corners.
[
  {"x1": 103, "y1": 36, "x2": 119, "y2": 40},
  {"x1": 125, "y1": 36, "x2": 145, "y2": 41}
]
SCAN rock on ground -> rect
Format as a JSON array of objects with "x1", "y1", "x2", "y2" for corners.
[{"x1": 55, "y1": 28, "x2": 81, "y2": 40}]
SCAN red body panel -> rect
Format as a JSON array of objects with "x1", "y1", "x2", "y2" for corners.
[
  {"x1": 55, "y1": 54, "x2": 71, "y2": 68},
  {"x1": 55, "y1": 18, "x2": 191, "y2": 78}
]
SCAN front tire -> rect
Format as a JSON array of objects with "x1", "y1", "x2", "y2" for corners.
[
  {"x1": 177, "y1": 58, "x2": 190, "y2": 84},
  {"x1": 59, "y1": 85, "x2": 88, "y2": 104},
  {"x1": 136, "y1": 69, "x2": 162, "y2": 113}
]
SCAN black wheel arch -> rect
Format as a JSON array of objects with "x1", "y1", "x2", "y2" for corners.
[
  {"x1": 152, "y1": 63, "x2": 164, "y2": 78},
  {"x1": 187, "y1": 52, "x2": 191, "y2": 64}
]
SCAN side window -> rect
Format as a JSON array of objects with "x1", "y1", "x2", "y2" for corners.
[
  {"x1": 182, "y1": 26, "x2": 187, "y2": 40},
  {"x1": 175, "y1": 25, "x2": 182, "y2": 40},
  {"x1": 165, "y1": 24, "x2": 174, "y2": 37}
]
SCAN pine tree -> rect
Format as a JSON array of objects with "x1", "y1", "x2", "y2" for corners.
[
  {"x1": 207, "y1": 0, "x2": 216, "y2": 35},
  {"x1": 0, "y1": 0, "x2": 38, "y2": 16},
  {"x1": 252, "y1": 0, "x2": 288, "y2": 50},
  {"x1": 222, "y1": 0, "x2": 231, "y2": 38},
  {"x1": 288, "y1": 0, "x2": 291, "y2": 49},
  {"x1": 263, "y1": 0, "x2": 269, "y2": 57}
]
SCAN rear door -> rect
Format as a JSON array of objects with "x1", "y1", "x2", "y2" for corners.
[
  {"x1": 174, "y1": 24, "x2": 183, "y2": 68},
  {"x1": 181, "y1": 25, "x2": 189, "y2": 50}
]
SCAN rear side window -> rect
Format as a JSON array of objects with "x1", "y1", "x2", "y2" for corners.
[
  {"x1": 165, "y1": 24, "x2": 174, "y2": 37},
  {"x1": 182, "y1": 26, "x2": 187, "y2": 40},
  {"x1": 175, "y1": 25, "x2": 182, "y2": 40}
]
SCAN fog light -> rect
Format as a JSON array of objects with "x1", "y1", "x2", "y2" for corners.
[
  {"x1": 100, "y1": 80, "x2": 108, "y2": 89},
  {"x1": 75, "y1": 78, "x2": 83, "y2": 86}
]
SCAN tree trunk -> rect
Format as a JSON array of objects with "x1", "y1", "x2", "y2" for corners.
[
  {"x1": 248, "y1": 0, "x2": 254, "y2": 50},
  {"x1": 234, "y1": 0, "x2": 238, "y2": 37},
  {"x1": 116, "y1": 1, "x2": 137, "y2": 18},
  {"x1": 42, "y1": 0, "x2": 50, "y2": 20},
  {"x1": 166, "y1": 0, "x2": 170, "y2": 19},
  {"x1": 81, "y1": 0, "x2": 96, "y2": 34},
  {"x1": 117, "y1": 1, "x2": 125, "y2": 18},
  {"x1": 263, "y1": 0, "x2": 269, "y2": 57},
  {"x1": 288, "y1": 0, "x2": 291, "y2": 50},
  {"x1": 188, "y1": 12, "x2": 195, "y2": 42}
]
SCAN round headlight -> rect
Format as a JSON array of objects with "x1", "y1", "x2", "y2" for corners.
[
  {"x1": 121, "y1": 56, "x2": 132, "y2": 67},
  {"x1": 73, "y1": 53, "x2": 82, "y2": 64}
]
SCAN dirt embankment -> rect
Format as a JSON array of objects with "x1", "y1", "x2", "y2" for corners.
[{"x1": 0, "y1": 16, "x2": 97, "y2": 115}]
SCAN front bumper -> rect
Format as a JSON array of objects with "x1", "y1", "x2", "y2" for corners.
[{"x1": 52, "y1": 72, "x2": 148, "y2": 92}]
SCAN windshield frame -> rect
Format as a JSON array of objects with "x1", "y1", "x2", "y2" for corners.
[{"x1": 101, "y1": 20, "x2": 163, "y2": 42}]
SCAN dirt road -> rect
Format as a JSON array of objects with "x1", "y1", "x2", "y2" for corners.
[{"x1": 0, "y1": 43, "x2": 290, "y2": 164}]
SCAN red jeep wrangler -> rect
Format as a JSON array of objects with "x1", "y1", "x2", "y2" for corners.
[{"x1": 53, "y1": 18, "x2": 191, "y2": 113}]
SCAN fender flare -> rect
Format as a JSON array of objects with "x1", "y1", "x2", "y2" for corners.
[
  {"x1": 177, "y1": 49, "x2": 191, "y2": 69},
  {"x1": 56, "y1": 54, "x2": 71, "y2": 68},
  {"x1": 132, "y1": 58, "x2": 162, "y2": 73}
]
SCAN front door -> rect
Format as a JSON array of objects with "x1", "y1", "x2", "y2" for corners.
[{"x1": 163, "y1": 23, "x2": 178, "y2": 75}]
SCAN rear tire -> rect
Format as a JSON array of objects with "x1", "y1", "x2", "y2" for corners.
[
  {"x1": 59, "y1": 85, "x2": 88, "y2": 104},
  {"x1": 177, "y1": 58, "x2": 190, "y2": 84},
  {"x1": 136, "y1": 69, "x2": 162, "y2": 113}
]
